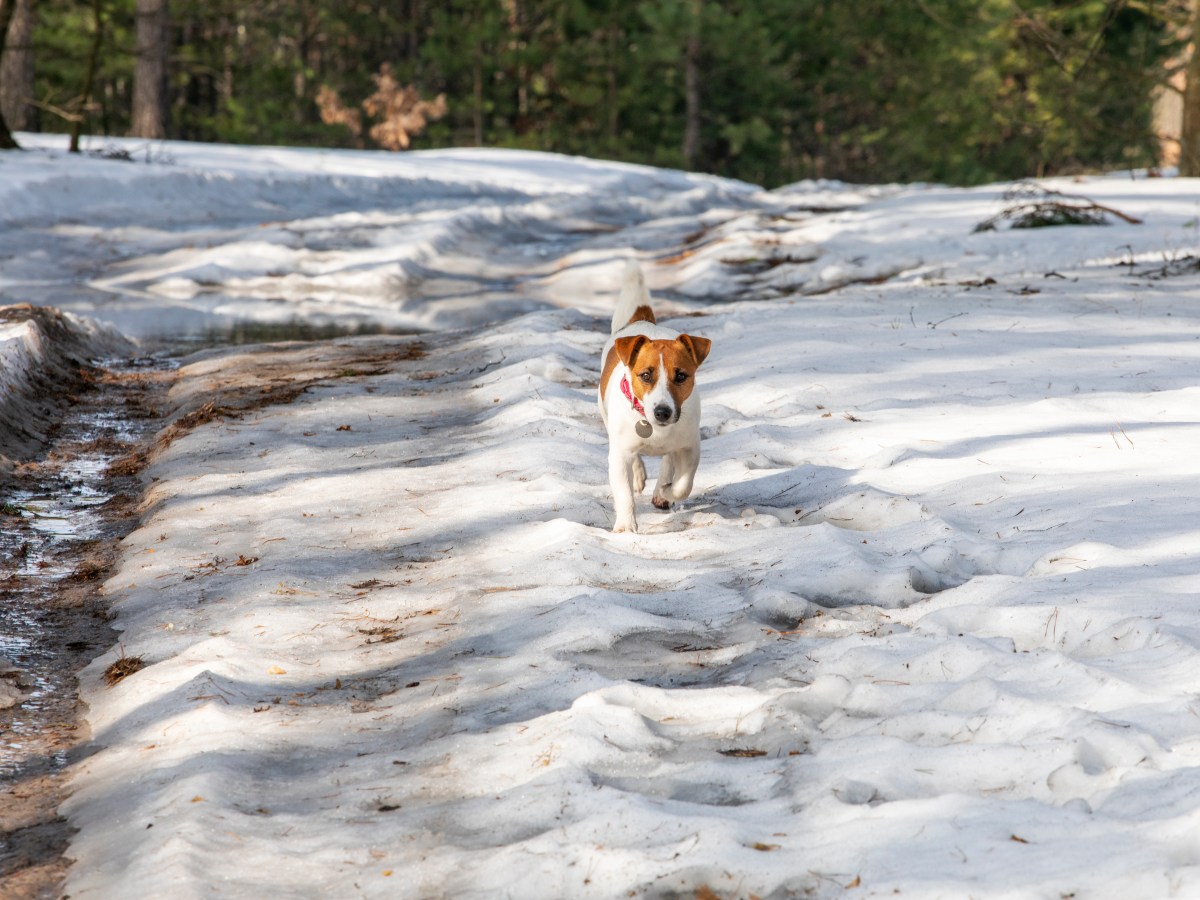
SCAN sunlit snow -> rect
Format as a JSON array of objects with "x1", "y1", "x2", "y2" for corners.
[{"x1": 4, "y1": 133, "x2": 1200, "y2": 898}]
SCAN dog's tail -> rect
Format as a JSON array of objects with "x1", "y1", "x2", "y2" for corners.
[{"x1": 611, "y1": 260, "x2": 654, "y2": 334}]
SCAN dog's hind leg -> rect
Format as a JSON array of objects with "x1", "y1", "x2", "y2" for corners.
[{"x1": 632, "y1": 455, "x2": 646, "y2": 494}]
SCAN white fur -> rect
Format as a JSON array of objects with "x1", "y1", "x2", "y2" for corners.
[
  {"x1": 598, "y1": 262, "x2": 703, "y2": 534},
  {"x1": 610, "y1": 260, "x2": 649, "y2": 334}
]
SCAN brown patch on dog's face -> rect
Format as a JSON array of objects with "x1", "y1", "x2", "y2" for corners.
[
  {"x1": 601, "y1": 335, "x2": 645, "y2": 406},
  {"x1": 621, "y1": 334, "x2": 712, "y2": 423},
  {"x1": 614, "y1": 335, "x2": 648, "y2": 370},
  {"x1": 676, "y1": 334, "x2": 711, "y2": 368}
]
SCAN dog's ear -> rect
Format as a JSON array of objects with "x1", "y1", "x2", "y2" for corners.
[
  {"x1": 677, "y1": 334, "x2": 712, "y2": 367},
  {"x1": 614, "y1": 335, "x2": 648, "y2": 369}
]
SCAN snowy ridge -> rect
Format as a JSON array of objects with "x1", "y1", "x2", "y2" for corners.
[
  {"x1": 10, "y1": 136, "x2": 1196, "y2": 340},
  {"x1": 0, "y1": 305, "x2": 132, "y2": 476},
  {"x1": 3, "y1": 135, "x2": 766, "y2": 337}
]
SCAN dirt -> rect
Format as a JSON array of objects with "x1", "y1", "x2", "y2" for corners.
[
  {"x1": 0, "y1": 306, "x2": 133, "y2": 479},
  {"x1": 0, "y1": 360, "x2": 170, "y2": 900}
]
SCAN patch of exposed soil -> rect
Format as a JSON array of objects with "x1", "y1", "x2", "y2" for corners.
[
  {"x1": 0, "y1": 359, "x2": 169, "y2": 900},
  {"x1": 1, "y1": 305, "x2": 133, "y2": 479},
  {"x1": 160, "y1": 337, "x2": 426, "y2": 441}
]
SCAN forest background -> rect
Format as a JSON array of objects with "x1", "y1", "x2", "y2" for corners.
[{"x1": 1, "y1": 0, "x2": 1199, "y2": 188}]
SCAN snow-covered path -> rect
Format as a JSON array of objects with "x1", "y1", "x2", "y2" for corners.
[
  {"x1": 72, "y1": 289, "x2": 1200, "y2": 898},
  {"x1": 1, "y1": 137, "x2": 765, "y2": 343},
  {"x1": 5, "y1": 137, "x2": 1200, "y2": 897}
]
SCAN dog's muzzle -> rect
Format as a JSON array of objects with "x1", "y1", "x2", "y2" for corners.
[{"x1": 653, "y1": 404, "x2": 676, "y2": 425}]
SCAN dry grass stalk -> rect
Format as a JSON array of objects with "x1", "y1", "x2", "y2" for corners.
[{"x1": 103, "y1": 651, "x2": 145, "y2": 687}]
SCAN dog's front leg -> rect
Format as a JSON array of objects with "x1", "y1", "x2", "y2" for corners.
[
  {"x1": 609, "y1": 450, "x2": 638, "y2": 533},
  {"x1": 652, "y1": 454, "x2": 676, "y2": 510},
  {"x1": 659, "y1": 445, "x2": 699, "y2": 506}
]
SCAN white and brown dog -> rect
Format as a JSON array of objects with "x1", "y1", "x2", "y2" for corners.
[{"x1": 599, "y1": 263, "x2": 712, "y2": 533}]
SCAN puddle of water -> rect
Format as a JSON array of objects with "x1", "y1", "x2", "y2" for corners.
[
  {"x1": 0, "y1": 357, "x2": 169, "y2": 781},
  {"x1": 55, "y1": 294, "x2": 421, "y2": 356},
  {"x1": 170, "y1": 317, "x2": 419, "y2": 353}
]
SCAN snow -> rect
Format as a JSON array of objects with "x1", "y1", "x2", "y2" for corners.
[
  {"x1": 0, "y1": 655, "x2": 26, "y2": 709},
  {"x1": 0, "y1": 305, "x2": 132, "y2": 474},
  {"x1": 1, "y1": 134, "x2": 760, "y2": 340},
  {"x1": 5, "y1": 133, "x2": 1200, "y2": 897}
]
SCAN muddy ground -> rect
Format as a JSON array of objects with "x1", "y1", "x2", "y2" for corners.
[{"x1": 0, "y1": 359, "x2": 169, "y2": 899}]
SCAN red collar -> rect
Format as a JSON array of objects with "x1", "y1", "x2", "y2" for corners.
[{"x1": 620, "y1": 374, "x2": 645, "y2": 416}]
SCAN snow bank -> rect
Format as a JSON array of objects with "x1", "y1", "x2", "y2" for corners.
[
  {"x1": 0, "y1": 655, "x2": 28, "y2": 709},
  {"x1": 3, "y1": 134, "x2": 764, "y2": 340},
  {"x1": 10, "y1": 135, "x2": 1193, "y2": 343},
  {"x1": 0, "y1": 304, "x2": 132, "y2": 478}
]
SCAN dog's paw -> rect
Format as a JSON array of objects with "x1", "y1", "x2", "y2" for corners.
[
  {"x1": 652, "y1": 494, "x2": 672, "y2": 511},
  {"x1": 612, "y1": 522, "x2": 638, "y2": 534}
]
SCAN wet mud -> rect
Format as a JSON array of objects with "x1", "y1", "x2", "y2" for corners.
[{"x1": 0, "y1": 358, "x2": 169, "y2": 899}]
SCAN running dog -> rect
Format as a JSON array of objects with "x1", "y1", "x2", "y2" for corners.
[{"x1": 598, "y1": 263, "x2": 712, "y2": 533}]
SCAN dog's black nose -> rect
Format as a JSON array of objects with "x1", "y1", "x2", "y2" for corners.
[{"x1": 653, "y1": 404, "x2": 673, "y2": 424}]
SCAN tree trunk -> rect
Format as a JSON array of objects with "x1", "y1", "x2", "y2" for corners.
[
  {"x1": 472, "y1": 50, "x2": 483, "y2": 146},
  {"x1": 69, "y1": 0, "x2": 104, "y2": 152},
  {"x1": 130, "y1": 0, "x2": 168, "y2": 138},
  {"x1": 1, "y1": 0, "x2": 33, "y2": 132},
  {"x1": 1182, "y1": 1, "x2": 1200, "y2": 175},
  {"x1": 506, "y1": 0, "x2": 528, "y2": 130},
  {"x1": 0, "y1": 0, "x2": 20, "y2": 148},
  {"x1": 682, "y1": 0, "x2": 701, "y2": 169},
  {"x1": 606, "y1": 28, "x2": 619, "y2": 144}
]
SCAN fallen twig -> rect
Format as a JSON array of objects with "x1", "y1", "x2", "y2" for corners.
[{"x1": 975, "y1": 182, "x2": 1141, "y2": 233}]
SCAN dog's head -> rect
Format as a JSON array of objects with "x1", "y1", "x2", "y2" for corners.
[{"x1": 614, "y1": 333, "x2": 712, "y2": 426}]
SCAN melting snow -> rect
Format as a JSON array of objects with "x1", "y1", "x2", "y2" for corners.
[{"x1": 4, "y1": 134, "x2": 1200, "y2": 897}]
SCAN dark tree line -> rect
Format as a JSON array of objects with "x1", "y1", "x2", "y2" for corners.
[{"x1": 0, "y1": 0, "x2": 1192, "y2": 185}]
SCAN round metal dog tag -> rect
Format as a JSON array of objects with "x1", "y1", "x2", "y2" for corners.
[{"x1": 635, "y1": 419, "x2": 653, "y2": 438}]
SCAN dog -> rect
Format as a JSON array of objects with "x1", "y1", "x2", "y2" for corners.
[{"x1": 598, "y1": 262, "x2": 712, "y2": 533}]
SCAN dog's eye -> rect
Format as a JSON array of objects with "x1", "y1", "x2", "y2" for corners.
[
  {"x1": 639, "y1": 370, "x2": 653, "y2": 383},
  {"x1": 674, "y1": 370, "x2": 689, "y2": 384}
]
